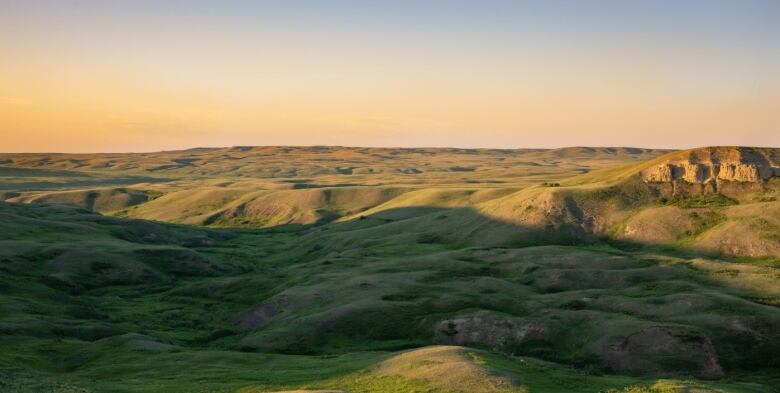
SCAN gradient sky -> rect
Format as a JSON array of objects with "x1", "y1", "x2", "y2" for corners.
[{"x1": 1, "y1": 0, "x2": 778, "y2": 152}]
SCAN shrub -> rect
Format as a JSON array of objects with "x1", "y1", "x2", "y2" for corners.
[{"x1": 660, "y1": 194, "x2": 738, "y2": 209}]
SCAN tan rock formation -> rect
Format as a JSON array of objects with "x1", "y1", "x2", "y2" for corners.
[
  {"x1": 641, "y1": 147, "x2": 779, "y2": 187},
  {"x1": 643, "y1": 164, "x2": 674, "y2": 182}
]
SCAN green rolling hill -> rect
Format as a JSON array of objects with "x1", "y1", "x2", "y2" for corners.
[{"x1": 1, "y1": 146, "x2": 778, "y2": 393}]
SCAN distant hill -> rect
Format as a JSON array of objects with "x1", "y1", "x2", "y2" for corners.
[
  {"x1": 2, "y1": 147, "x2": 778, "y2": 258},
  {"x1": 0, "y1": 146, "x2": 669, "y2": 180},
  {"x1": 1, "y1": 146, "x2": 779, "y2": 392},
  {"x1": 0, "y1": 145, "x2": 670, "y2": 225}
]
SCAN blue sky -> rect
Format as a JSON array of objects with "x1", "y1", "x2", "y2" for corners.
[{"x1": 1, "y1": 0, "x2": 778, "y2": 152}]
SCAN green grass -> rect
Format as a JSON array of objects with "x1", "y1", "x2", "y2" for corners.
[
  {"x1": 1, "y1": 146, "x2": 779, "y2": 392},
  {"x1": 659, "y1": 194, "x2": 738, "y2": 209},
  {"x1": 3, "y1": 341, "x2": 765, "y2": 393},
  {"x1": 3, "y1": 201, "x2": 777, "y2": 391}
]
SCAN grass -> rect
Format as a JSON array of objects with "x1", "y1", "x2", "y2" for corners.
[
  {"x1": 4, "y1": 201, "x2": 777, "y2": 391},
  {"x1": 1, "y1": 147, "x2": 779, "y2": 392},
  {"x1": 659, "y1": 194, "x2": 738, "y2": 209},
  {"x1": 3, "y1": 340, "x2": 773, "y2": 393}
]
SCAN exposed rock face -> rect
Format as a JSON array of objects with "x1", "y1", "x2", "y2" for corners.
[
  {"x1": 598, "y1": 326, "x2": 724, "y2": 379},
  {"x1": 643, "y1": 164, "x2": 675, "y2": 182},
  {"x1": 435, "y1": 316, "x2": 726, "y2": 378},
  {"x1": 641, "y1": 147, "x2": 779, "y2": 195},
  {"x1": 644, "y1": 163, "x2": 772, "y2": 183},
  {"x1": 233, "y1": 301, "x2": 279, "y2": 328},
  {"x1": 433, "y1": 315, "x2": 548, "y2": 350}
]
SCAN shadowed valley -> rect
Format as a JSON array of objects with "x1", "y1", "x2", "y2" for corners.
[{"x1": 1, "y1": 146, "x2": 779, "y2": 393}]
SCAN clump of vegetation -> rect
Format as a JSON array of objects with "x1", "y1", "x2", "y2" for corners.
[
  {"x1": 684, "y1": 210, "x2": 725, "y2": 237},
  {"x1": 658, "y1": 194, "x2": 738, "y2": 208},
  {"x1": 754, "y1": 194, "x2": 777, "y2": 202},
  {"x1": 758, "y1": 219, "x2": 780, "y2": 242},
  {"x1": 417, "y1": 233, "x2": 443, "y2": 244},
  {"x1": 541, "y1": 182, "x2": 561, "y2": 187}
]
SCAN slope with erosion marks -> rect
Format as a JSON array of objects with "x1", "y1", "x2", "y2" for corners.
[
  {"x1": 207, "y1": 147, "x2": 776, "y2": 257},
  {"x1": 0, "y1": 206, "x2": 778, "y2": 390},
  {"x1": 464, "y1": 147, "x2": 780, "y2": 257},
  {"x1": 623, "y1": 148, "x2": 780, "y2": 257}
]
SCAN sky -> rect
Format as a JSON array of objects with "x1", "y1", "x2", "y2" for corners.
[{"x1": 1, "y1": 0, "x2": 778, "y2": 153}]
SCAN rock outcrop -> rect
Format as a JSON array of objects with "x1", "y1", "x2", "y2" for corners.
[
  {"x1": 434, "y1": 315, "x2": 549, "y2": 350},
  {"x1": 434, "y1": 315, "x2": 726, "y2": 378},
  {"x1": 598, "y1": 325, "x2": 724, "y2": 379},
  {"x1": 640, "y1": 147, "x2": 779, "y2": 195}
]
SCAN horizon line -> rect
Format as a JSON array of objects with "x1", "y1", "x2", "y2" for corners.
[{"x1": 4, "y1": 144, "x2": 775, "y2": 155}]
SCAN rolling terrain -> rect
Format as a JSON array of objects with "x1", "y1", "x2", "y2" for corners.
[{"x1": 1, "y1": 146, "x2": 779, "y2": 393}]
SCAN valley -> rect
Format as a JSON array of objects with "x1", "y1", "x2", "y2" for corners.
[{"x1": 1, "y1": 146, "x2": 778, "y2": 393}]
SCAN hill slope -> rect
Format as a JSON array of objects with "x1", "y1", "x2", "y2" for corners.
[{"x1": 1, "y1": 146, "x2": 779, "y2": 392}]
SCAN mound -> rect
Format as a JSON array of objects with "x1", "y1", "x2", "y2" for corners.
[
  {"x1": 8, "y1": 187, "x2": 155, "y2": 212},
  {"x1": 0, "y1": 202, "x2": 229, "y2": 295},
  {"x1": 370, "y1": 346, "x2": 523, "y2": 392},
  {"x1": 123, "y1": 186, "x2": 413, "y2": 227},
  {"x1": 211, "y1": 187, "x2": 411, "y2": 227},
  {"x1": 692, "y1": 202, "x2": 780, "y2": 257}
]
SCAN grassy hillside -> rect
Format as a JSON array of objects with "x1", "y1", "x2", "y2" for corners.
[
  {"x1": 1, "y1": 200, "x2": 778, "y2": 392},
  {"x1": 0, "y1": 147, "x2": 670, "y2": 226},
  {"x1": 0, "y1": 147, "x2": 667, "y2": 184},
  {"x1": 1, "y1": 146, "x2": 779, "y2": 392}
]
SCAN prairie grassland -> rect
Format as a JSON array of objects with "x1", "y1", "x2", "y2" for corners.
[{"x1": 0, "y1": 147, "x2": 778, "y2": 392}]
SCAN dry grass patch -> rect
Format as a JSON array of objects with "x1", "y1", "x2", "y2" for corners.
[{"x1": 370, "y1": 346, "x2": 526, "y2": 393}]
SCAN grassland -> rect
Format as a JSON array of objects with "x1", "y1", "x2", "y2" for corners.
[{"x1": 1, "y1": 146, "x2": 778, "y2": 392}]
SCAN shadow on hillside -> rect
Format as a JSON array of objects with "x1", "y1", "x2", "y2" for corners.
[
  {"x1": 219, "y1": 205, "x2": 780, "y2": 376},
  {"x1": 2, "y1": 200, "x2": 779, "y2": 378},
  {"x1": 245, "y1": 203, "x2": 747, "y2": 264},
  {"x1": 0, "y1": 166, "x2": 173, "y2": 192}
]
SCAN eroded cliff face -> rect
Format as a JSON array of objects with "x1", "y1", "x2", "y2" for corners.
[
  {"x1": 640, "y1": 147, "x2": 779, "y2": 195},
  {"x1": 643, "y1": 162, "x2": 777, "y2": 183}
]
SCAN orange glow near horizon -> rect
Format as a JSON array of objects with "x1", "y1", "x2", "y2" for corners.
[{"x1": 1, "y1": 1, "x2": 778, "y2": 152}]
